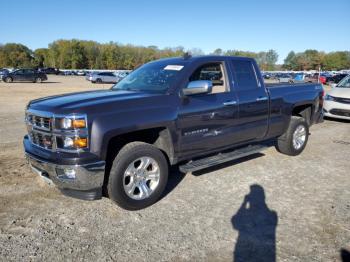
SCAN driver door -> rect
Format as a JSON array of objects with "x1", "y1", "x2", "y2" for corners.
[{"x1": 177, "y1": 60, "x2": 239, "y2": 158}]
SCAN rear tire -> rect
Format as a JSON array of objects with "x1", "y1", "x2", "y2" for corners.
[
  {"x1": 107, "y1": 142, "x2": 168, "y2": 210},
  {"x1": 96, "y1": 78, "x2": 102, "y2": 83},
  {"x1": 275, "y1": 116, "x2": 309, "y2": 156},
  {"x1": 35, "y1": 77, "x2": 42, "y2": 83}
]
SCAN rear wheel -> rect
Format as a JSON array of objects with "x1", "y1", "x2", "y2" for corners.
[
  {"x1": 275, "y1": 116, "x2": 309, "y2": 156},
  {"x1": 35, "y1": 77, "x2": 42, "y2": 83},
  {"x1": 5, "y1": 77, "x2": 12, "y2": 83},
  {"x1": 96, "y1": 78, "x2": 102, "y2": 83},
  {"x1": 107, "y1": 142, "x2": 168, "y2": 210}
]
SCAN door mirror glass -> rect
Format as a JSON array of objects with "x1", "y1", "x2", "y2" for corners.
[{"x1": 183, "y1": 80, "x2": 213, "y2": 95}]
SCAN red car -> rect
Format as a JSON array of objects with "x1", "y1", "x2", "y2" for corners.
[{"x1": 306, "y1": 73, "x2": 326, "y2": 84}]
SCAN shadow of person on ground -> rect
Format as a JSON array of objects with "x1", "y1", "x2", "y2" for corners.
[
  {"x1": 341, "y1": 249, "x2": 350, "y2": 262},
  {"x1": 232, "y1": 184, "x2": 278, "y2": 262}
]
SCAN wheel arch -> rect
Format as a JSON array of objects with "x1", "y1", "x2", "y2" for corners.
[
  {"x1": 292, "y1": 103, "x2": 313, "y2": 125},
  {"x1": 103, "y1": 127, "x2": 175, "y2": 188}
]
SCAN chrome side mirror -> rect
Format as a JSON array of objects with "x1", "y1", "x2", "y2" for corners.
[{"x1": 183, "y1": 80, "x2": 213, "y2": 95}]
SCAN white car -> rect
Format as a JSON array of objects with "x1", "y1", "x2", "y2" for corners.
[
  {"x1": 89, "y1": 72, "x2": 120, "y2": 84},
  {"x1": 324, "y1": 75, "x2": 350, "y2": 120}
]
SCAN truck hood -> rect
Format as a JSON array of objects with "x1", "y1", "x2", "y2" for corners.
[
  {"x1": 329, "y1": 87, "x2": 350, "y2": 99},
  {"x1": 28, "y1": 89, "x2": 161, "y2": 113}
]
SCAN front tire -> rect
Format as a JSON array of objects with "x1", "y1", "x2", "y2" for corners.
[
  {"x1": 107, "y1": 142, "x2": 168, "y2": 210},
  {"x1": 5, "y1": 77, "x2": 13, "y2": 83},
  {"x1": 275, "y1": 116, "x2": 309, "y2": 156}
]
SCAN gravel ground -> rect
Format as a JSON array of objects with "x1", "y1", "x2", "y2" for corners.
[{"x1": 0, "y1": 76, "x2": 349, "y2": 261}]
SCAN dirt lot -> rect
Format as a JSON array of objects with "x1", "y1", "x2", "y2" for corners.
[{"x1": 0, "y1": 76, "x2": 349, "y2": 261}]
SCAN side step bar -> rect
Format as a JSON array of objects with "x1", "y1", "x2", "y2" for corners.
[{"x1": 179, "y1": 144, "x2": 269, "y2": 173}]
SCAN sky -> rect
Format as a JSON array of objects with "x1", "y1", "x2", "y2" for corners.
[{"x1": 1, "y1": 0, "x2": 349, "y2": 63}]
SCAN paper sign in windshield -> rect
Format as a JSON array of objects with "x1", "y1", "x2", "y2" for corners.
[{"x1": 164, "y1": 65, "x2": 184, "y2": 71}]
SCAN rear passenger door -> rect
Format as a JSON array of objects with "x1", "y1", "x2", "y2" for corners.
[
  {"x1": 24, "y1": 69, "x2": 35, "y2": 81},
  {"x1": 229, "y1": 59, "x2": 269, "y2": 141}
]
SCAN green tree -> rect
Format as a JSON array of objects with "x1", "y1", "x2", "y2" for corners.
[
  {"x1": 265, "y1": 49, "x2": 278, "y2": 70},
  {"x1": 33, "y1": 48, "x2": 50, "y2": 68},
  {"x1": 0, "y1": 43, "x2": 33, "y2": 68},
  {"x1": 212, "y1": 48, "x2": 223, "y2": 55},
  {"x1": 283, "y1": 51, "x2": 297, "y2": 70}
]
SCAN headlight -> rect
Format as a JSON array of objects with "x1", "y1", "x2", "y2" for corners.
[
  {"x1": 324, "y1": 94, "x2": 334, "y2": 101},
  {"x1": 54, "y1": 114, "x2": 88, "y2": 151},
  {"x1": 56, "y1": 136, "x2": 88, "y2": 150},
  {"x1": 55, "y1": 115, "x2": 87, "y2": 130}
]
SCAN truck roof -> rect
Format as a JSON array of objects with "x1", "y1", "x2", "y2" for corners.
[{"x1": 153, "y1": 55, "x2": 255, "y2": 64}]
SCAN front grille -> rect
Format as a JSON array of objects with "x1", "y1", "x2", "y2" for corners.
[
  {"x1": 333, "y1": 97, "x2": 350, "y2": 104},
  {"x1": 26, "y1": 114, "x2": 52, "y2": 131},
  {"x1": 330, "y1": 109, "x2": 350, "y2": 117},
  {"x1": 29, "y1": 131, "x2": 54, "y2": 150},
  {"x1": 26, "y1": 111, "x2": 54, "y2": 151}
]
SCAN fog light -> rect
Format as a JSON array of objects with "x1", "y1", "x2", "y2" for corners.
[
  {"x1": 63, "y1": 168, "x2": 76, "y2": 179},
  {"x1": 56, "y1": 168, "x2": 76, "y2": 179}
]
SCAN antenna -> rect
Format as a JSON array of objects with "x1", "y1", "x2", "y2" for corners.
[{"x1": 183, "y1": 52, "x2": 192, "y2": 60}]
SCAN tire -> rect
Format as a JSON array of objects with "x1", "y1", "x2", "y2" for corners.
[
  {"x1": 107, "y1": 142, "x2": 169, "y2": 210},
  {"x1": 5, "y1": 77, "x2": 12, "y2": 83},
  {"x1": 35, "y1": 77, "x2": 42, "y2": 83},
  {"x1": 96, "y1": 78, "x2": 102, "y2": 83},
  {"x1": 275, "y1": 116, "x2": 309, "y2": 156}
]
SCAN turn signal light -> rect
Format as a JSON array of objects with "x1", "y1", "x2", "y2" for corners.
[
  {"x1": 73, "y1": 138, "x2": 88, "y2": 148},
  {"x1": 72, "y1": 119, "x2": 86, "y2": 128}
]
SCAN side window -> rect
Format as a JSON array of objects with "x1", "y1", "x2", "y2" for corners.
[
  {"x1": 189, "y1": 62, "x2": 228, "y2": 94},
  {"x1": 231, "y1": 60, "x2": 259, "y2": 90}
]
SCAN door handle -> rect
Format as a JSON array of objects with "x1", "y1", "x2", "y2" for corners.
[
  {"x1": 256, "y1": 96, "x2": 268, "y2": 101},
  {"x1": 223, "y1": 101, "x2": 237, "y2": 106}
]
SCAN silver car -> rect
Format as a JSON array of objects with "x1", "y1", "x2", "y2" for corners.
[{"x1": 88, "y1": 72, "x2": 119, "y2": 83}]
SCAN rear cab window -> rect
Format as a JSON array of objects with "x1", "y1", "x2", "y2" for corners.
[{"x1": 230, "y1": 60, "x2": 261, "y2": 90}]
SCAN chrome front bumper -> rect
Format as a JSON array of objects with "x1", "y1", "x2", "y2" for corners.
[{"x1": 25, "y1": 152, "x2": 105, "y2": 192}]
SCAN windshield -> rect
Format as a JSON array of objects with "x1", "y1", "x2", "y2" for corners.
[
  {"x1": 112, "y1": 62, "x2": 184, "y2": 93},
  {"x1": 337, "y1": 75, "x2": 350, "y2": 88}
]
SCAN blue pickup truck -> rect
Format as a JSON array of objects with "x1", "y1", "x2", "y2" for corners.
[{"x1": 24, "y1": 55, "x2": 324, "y2": 210}]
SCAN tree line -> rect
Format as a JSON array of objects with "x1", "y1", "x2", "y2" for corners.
[
  {"x1": 283, "y1": 50, "x2": 350, "y2": 71},
  {"x1": 0, "y1": 40, "x2": 349, "y2": 71}
]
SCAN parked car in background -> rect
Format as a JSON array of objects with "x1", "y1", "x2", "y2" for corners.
[
  {"x1": 326, "y1": 74, "x2": 348, "y2": 84},
  {"x1": 76, "y1": 70, "x2": 86, "y2": 76},
  {"x1": 38, "y1": 67, "x2": 60, "y2": 75},
  {"x1": 262, "y1": 72, "x2": 271, "y2": 79},
  {"x1": 88, "y1": 72, "x2": 119, "y2": 83},
  {"x1": 278, "y1": 74, "x2": 293, "y2": 83},
  {"x1": 305, "y1": 73, "x2": 326, "y2": 84},
  {"x1": 324, "y1": 75, "x2": 350, "y2": 120},
  {"x1": 1, "y1": 69, "x2": 47, "y2": 83}
]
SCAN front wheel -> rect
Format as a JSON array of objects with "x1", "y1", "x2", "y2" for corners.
[
  {"x1": 5, "y1": 77, "x2": 13, "y2": 83},
  {"x1": 275, "y1": 116, "x2": 309, "y2": 156},
  {"x1": 107, "y1": 142, "x2": 168, "y2": 210}
]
